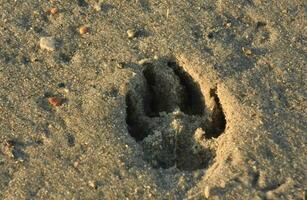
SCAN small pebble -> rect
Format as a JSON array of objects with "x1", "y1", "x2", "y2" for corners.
[
  {"x1": 88, "y1": 180, "x2": 97, "y2": 189},
  {"x1": 79, "y1": 26, "x2": 89, "y2": 35},
  {"x1": 242, "y1": 47, "x2": 252, "y2": 56},
  {"x1": 48, "y1": 7, "x2": 58, "y2": 15},
  {"x1": 127, "y1": 29, "x2": 137, "y2": 39},
  {"x1": 40, "y1": 37, "x2": 57, "y2": 51},
  {"x1": 57, "y1": 82, "x2": 65, "y2": 88},
  {"x1": 48, "y1": 97, "x2": 63, "y2": 107},
  {"x1": 138, "y1": 58, "x2": 152, "y2": 65},
  {"x1": 225, "y1": 22, "x2": 232, "y2": 28},
  {"x1": 73, "y1": 160, "x2": 80, "y2": 168}
]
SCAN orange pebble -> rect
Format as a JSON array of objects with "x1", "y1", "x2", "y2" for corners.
[
  {"x1": 48, "y1": 97, "x2": 62, "y2": 107},
  {"x1": 79, "y1": 26, "x2": 89, "y2": 35},
  {"x1": 50, "y1": 7, "x2": 58, "y2": 15}
]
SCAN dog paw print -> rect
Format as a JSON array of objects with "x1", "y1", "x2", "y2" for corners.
[{"x1": 126, "y1": 59, "x2": 226, "y2": 170}]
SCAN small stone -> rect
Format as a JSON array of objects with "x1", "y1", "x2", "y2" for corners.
[
  {"x1": 88, "y1": 180, "x2": 97, "y2": 189},
  {"x1": 73, "y1": 160, "x2": 80, "y2": 168},
  {"x1": 242, "y1": 47, "x2": 252, "y2": 56},
  {"x1": 57, "y1": 82, "x2": 65, "y2": 88},
  {"x1": 48, "y1": 97, "x2": 63, "y2": 107},
  {"x1": 79, "y1": 26, "x2": 89, "y2": 35},
  {"x1": 138, "y1": 58, "x2": 152, "y2": 65},
  {"x1": 48, "y1": 7, "x2": 58, "y2": 15},
  {"x1": 127, "y1": 29, "x2": 137, "y2": 39},
  {"x1": 40, "y1": 37, "x2": 57, "y2": 51},
  {"x1": 265, "y1": 191, "x2": 276, "y2": 199},
  {"x1": 225, "y1": 22, "x2": 232, "y2": 28}
]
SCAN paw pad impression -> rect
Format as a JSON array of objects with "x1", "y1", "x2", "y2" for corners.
[{"x1": 126, "y1": 59, "x2": 226, "y2": 170}]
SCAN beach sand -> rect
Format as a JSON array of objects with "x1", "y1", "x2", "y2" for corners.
[{"x1": 0, "y1": 0, "x2": 306, "y2": 199}]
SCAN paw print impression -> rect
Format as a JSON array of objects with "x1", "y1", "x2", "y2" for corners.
[{"x1": 126, "y1": 58, "x2": 226, "y2": 171}]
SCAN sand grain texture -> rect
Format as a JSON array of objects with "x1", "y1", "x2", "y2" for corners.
[{"x1": 0, "y1": 0, "x2": 306, "y2": 199}]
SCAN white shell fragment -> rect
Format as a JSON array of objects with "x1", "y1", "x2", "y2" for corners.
[{"x1": 40, "y1": 37, "x2": 57, "y2": 51}]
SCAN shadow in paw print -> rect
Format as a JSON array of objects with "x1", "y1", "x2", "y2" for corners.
[
  {"x1": 140, "y1": 60, "x2": 205, "y2": 118},
  {"x1": 126, "y1": 59, "x2": 226, "y2": 170},
  {"x1": 204, "y1": 88, "x2": 226, "y2": 139}
]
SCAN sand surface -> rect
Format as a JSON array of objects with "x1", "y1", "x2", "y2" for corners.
[{"x1": 0, "y1": 0, "x2": 306, "y2": 199}]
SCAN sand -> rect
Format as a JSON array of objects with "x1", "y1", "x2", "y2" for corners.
[{"x1": 0, "y1": 0, "x2": 306, "y2": 199}]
